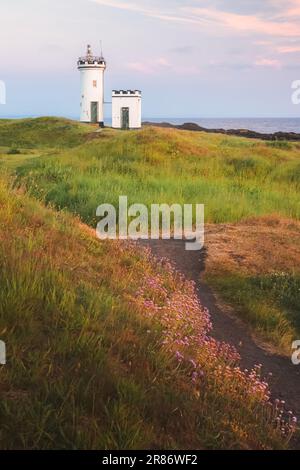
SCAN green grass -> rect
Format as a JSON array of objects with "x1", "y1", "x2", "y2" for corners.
[
  {"x1": 11, "y1": 123, "x2": 300, "y2": 226},
  {"x1": 206, "y1": 271, "x2": 300, "y2": 353},
  {"x1": 0, "y1": 149, "x2": 51, "y2": 170},
  {"x1": 0, "y1": 118, "x2": 299, "y2": 447},
  {"x1": 0, "y1": 116, "x2": 92, "y2": 149},
  {"x1": 1, "y1": 118, "x2": 300, "y2": 352},
  {"x1": 0, "y1": 178, "x2": 289, "y2": 450}
]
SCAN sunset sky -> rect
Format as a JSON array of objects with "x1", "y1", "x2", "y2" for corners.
[{"x1": 1, "y1": 0, "x2": 300, "y2": 118}]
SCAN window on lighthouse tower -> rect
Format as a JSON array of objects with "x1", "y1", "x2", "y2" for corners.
[{"x1": 93, "y1": 80, "x2": 97, "y2": 88}]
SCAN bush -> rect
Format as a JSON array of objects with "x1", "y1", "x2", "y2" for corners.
[{"x1": 7, "y1": 148, "x2": 21, "y2": 155}]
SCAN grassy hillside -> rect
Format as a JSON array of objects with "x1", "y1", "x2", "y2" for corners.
[
  {"x1": 0, "y1": 117, "x2": 92, "y2": 149},
  {"x1": 0, "y1": 178, "x2": 293, "y2": 450},
  {"x1": 13, "y1": 124, "x2": 300, "y2": 225},
  {"x1": 7, "y1": 120, "x2": 300, "y2": 352},
  {"x1": 1, "y1": 118, "x2": 300, "y2": 447}
]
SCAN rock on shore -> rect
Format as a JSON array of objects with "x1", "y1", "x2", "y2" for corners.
[{"x1": 143, "y1": 121, "x2": 300, "y2": 141}]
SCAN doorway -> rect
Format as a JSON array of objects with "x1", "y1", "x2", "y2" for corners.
[
  {"x1": 121, "y1": 107, "x2": 130, "y2": 130},
  {"x1": 91, "y1": 102, "x2": 98, "y2": 123}
]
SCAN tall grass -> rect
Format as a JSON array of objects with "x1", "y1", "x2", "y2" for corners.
[
  {"x1": 0, "y1": 178, "x2": 293, "y2": 449},
  {"x1": 1, "y1": 121, "x2": 299, "y2": 447},
  {"x1": 0, "y1": 117, "x2": 92, "y2": 149},
  {"x1": 6, "y1": 122, "x2": 300, "y2": 353},
  {"x1": 206, "y1": 271, "x2": 299, "y2": 353},
  {"x1": 13, "y1": 126, "x2": 300, "y2": 225}
]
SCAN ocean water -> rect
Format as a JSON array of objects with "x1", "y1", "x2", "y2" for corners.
[{"x1": 142, "y1": 118, "x2": 300, "y2": 134}]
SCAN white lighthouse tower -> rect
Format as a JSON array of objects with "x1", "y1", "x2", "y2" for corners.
[{"x1": 77, "y1": 44, "x2": 106, "y2": 126}]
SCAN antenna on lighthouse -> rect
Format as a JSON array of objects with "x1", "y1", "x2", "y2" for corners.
[
  {"x1": 100, "y1": 40, "x2": 103, "y2": 59},
  {"x1": 87, "y1": 44, "x2": 92, "y2": 59}
]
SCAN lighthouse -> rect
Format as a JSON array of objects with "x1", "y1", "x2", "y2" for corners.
[{"x1": 77, "y1": 44, "x2": 106, "y2": 126}]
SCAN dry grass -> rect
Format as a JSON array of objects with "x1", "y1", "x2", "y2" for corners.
[
  {"x1": 0, "y1": 119, "x2": 299, "y2": 446},
  {"x1": 204, "y1": 216, "x2": 300, "y2": 276},
  {"x1": 0, "y1": 178, "x2": 291, "y2": 450},
  {"x1": 4, "y1": 119, "x2": 300, "y2": 352},
  {"x1": 204, "y1": 216, "x2": 300, "y2": 353}
]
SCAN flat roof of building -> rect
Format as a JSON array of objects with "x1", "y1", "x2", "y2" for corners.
[{"x1": 112, "y1": 90, "x2": 141, "y2": 95}]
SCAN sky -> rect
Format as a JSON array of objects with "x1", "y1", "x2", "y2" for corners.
[{"x1": 1, "y1": 0, "x2": 300, "y2": 118}]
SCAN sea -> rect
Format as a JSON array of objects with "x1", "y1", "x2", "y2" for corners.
[
  {"x1": 142, "y1": 118, "x2": 300, "y2": 134},
  {"x1": 1, "y1": 116, "x2": 300, "y2": 134}
]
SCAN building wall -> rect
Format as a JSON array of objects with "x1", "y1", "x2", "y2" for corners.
[
  {"x1": 79, "y1": 66, "x2": 105, "y2": 123},
  {"x1": 112, "y1": 92, "x2": 142, "y2": 129}
]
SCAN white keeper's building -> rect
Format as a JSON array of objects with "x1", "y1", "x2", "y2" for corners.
[{"x1": 112, "y1": 90, "x2": 142, "y2": 129}]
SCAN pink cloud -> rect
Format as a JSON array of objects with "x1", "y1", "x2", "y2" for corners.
[
  {"x1": 255, "y1": 58, "x2": 281, "y2": 67},
  {"x1": 91, "y1": 0, "x2": 208, "y2": 25},
  {"x1": 277, "y1": 45, "x2": 300, "y2": 53},
  {"x1": 254, "y1": 40, "x2": 273, "y2": 46},
  {"x1": 156, "y1": 57, "x2": 171, "y2": 67},
  {"x1": 127, "y1": 57, "x2": 172, "y2": 74},
  {"x1": 91, "y1": 1, "x2": 300, "y2": 39},
  {"x1": 186, "y1": 7, "x2": 300, "y2": 37},
  {"x1": 285, "y1": 0, "x2": 300, "y2": 16},
  {"x1": 127, "y1": 62, "x2": 154, "y2": 74}
]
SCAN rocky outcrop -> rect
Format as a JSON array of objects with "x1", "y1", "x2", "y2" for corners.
[{"x1": 143, "y1": 121, "x2": 300, "y2": 141}]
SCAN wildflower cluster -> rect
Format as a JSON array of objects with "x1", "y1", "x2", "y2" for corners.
[{"x1": 130, "y1": 245, "x2": 297, "y2": 441}]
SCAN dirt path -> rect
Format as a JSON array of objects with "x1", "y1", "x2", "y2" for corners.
[{"x1": 140, "y1": 239, "x2": 300, "y2": 444}]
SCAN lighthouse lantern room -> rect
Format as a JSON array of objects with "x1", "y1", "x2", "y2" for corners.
[{"x1": 77, "y1": 45, "x2": 106, "y2": 126}]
